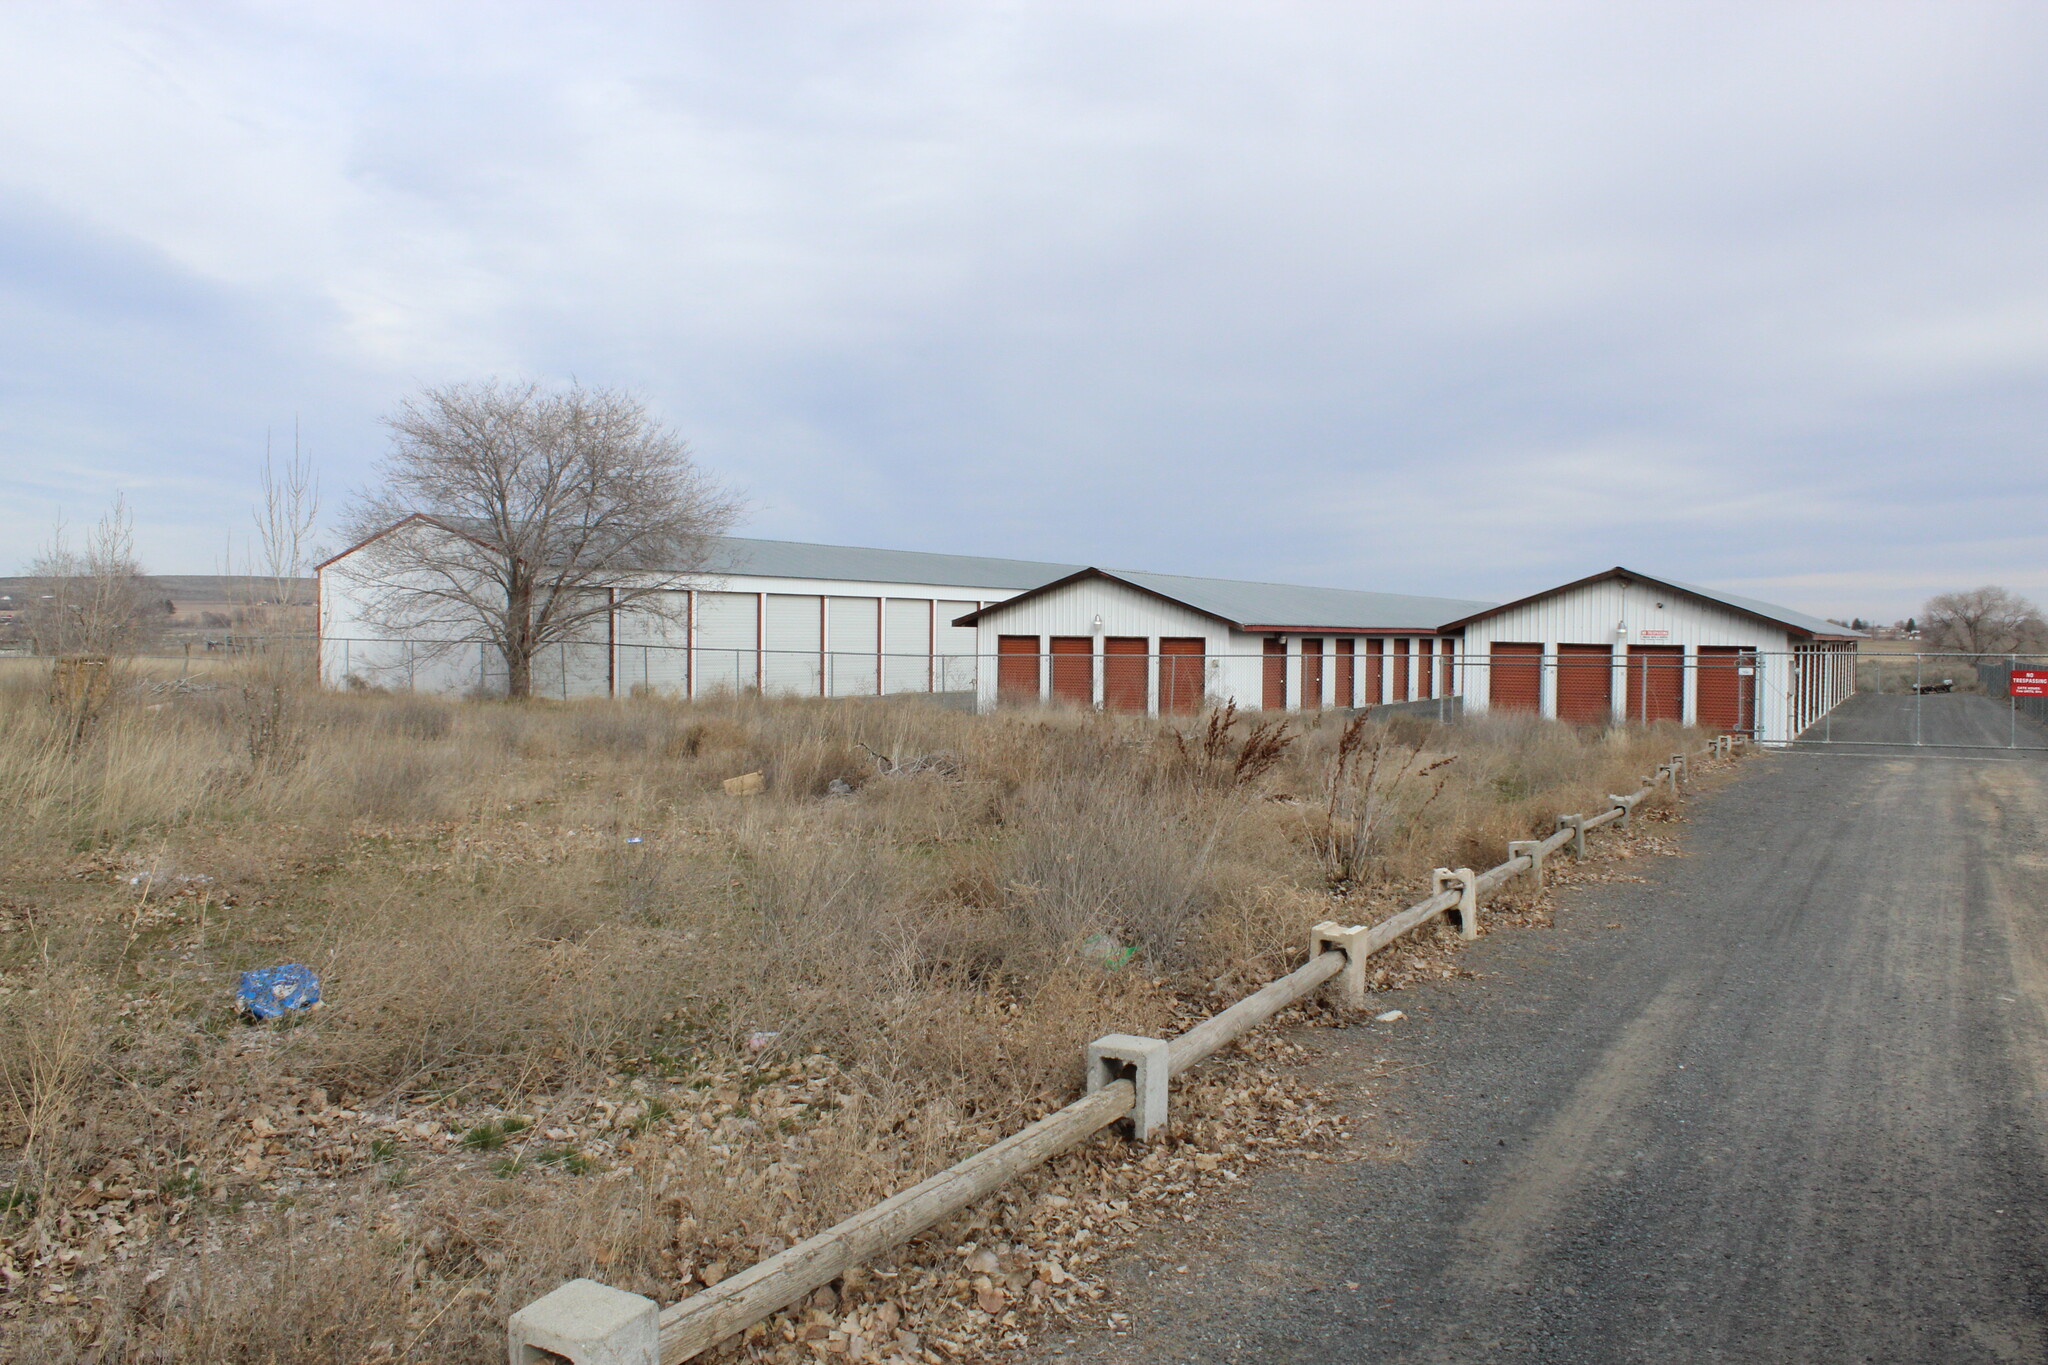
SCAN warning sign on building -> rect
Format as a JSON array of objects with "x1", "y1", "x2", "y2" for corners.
[{"x1": 2012, "y1": 669, "x2": 2048, "y2": 697}]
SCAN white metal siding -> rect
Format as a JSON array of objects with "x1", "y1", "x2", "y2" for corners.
[
  {"x1": 1458, "y1": 579, "x2": 1791, "y2": 654},
  {"x1": 317, "y1": 524, "x2": 1046, "y2": 700},
  {"x1": 937, "y1": 602, "x2": 980, "y2": 692},
  {"x1": 1454, "y1": 577, "x2": 1804, "y2": 738}
]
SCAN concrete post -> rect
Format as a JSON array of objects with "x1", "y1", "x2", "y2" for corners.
[
  {"x1": 1507, "y1": 839, "x2": 1547, "y2": 891},
  {"x1": 1557, "y1": 813, "x2": 1587, "y2": 860},
  {"x1": 508, "y1": 1278, "x2": 660, "y2": 1365},
  {"x1": 1432, "y1": 866, "x2": 1480, "y2": 940},
  {"x1": 1311, "y1": 921, "x2": 1373, "y2": 1009},
  {"x1": 1609, "y1": 793, "x2": 1641, "y2": 829},
  {"x1": 1086, "y1": 1033, "x2": 1170, "y2": 1142}
]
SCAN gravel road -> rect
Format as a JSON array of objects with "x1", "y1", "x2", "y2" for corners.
[{"x1": 1051, "y1": 714, "x2": 2048, "y2": 1363}]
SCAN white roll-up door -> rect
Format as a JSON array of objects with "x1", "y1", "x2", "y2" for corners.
[
  {"x1": 763, "y1": 594, "x2": 823, "y2": 696},
  {"x1": 826, "y1": 596, "x2": 880, "y2": 696},
  {"x1": 695, "y1": 591, "x2": 759, "y2": 693},
  {"x1": 882, "y1": 598, "x2": 932, "y2": 693},
  {"x1": 936, "y1": 602, "x2": 979, "y2": 693},
  {"x1": 613, "y1": 591, "x2": 690, "y2": 696}
]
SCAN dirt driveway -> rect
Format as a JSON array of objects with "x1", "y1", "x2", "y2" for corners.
[{"x1": 1047, "y1": 749, "x2": 2048, "y2": 1363}]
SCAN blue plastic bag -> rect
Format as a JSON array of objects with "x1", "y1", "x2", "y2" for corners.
[{"x1": 238, "y1": 964, "x2": 321, "y2": 1020}]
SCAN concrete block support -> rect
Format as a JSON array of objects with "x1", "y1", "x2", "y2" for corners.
[
  {"x1": 1557, "y1": 813, "x2": 1587, "y2": 860},
  {"x1": 1086, "y1": 1033, "x2": 1170, "y2": 1142},
  {"x1": 508, "y1": 1278, "x2": 660, "y2": 1365},
  {"x1": 1507, "y1": 839, "x2": 1548, "y2": 891},
  {"x1": 1310, "y1": 921, "x2": 1373, "y2": 1009},
  {"x1": 1432, "y1": 866, "x2": 1480, "y2": 940},
  {"x1": 1609, "y1": 793, "x2": 1642, "y2": 829}
]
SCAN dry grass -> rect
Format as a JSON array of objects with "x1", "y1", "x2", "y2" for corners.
[{"x1": 0, "y1": 669, "x2": 1696, "y2": 1363}]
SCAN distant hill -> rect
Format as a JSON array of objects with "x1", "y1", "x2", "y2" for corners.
[{"x1": 0, "y1": 574, "x2": 314, "y2": 606}]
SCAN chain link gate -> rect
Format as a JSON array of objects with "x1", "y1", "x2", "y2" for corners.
[{"x1": 1793, "y1": 651, "x2": 2048, "y2": 752}]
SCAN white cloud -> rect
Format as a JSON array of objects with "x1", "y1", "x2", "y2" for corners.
[{"x1": 0, "y1": 1, "x2": 2044, "y2": 623}]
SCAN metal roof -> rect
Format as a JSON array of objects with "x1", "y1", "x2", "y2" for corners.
[
  {"x1": 958, "y1": 567, "x2": 1495, "y2": 632},
  {"x1": 703, "y1": 536, "x2": 1083, "y2": 590},
  {"x1": 1435, "y1": 567, "x2": 1864, "y2": 639},
  {"x1": 1656, "y1": 574, "x2": 1864, "y2": 639},
  {"x1": 318, "y1": 516, "x2": 1083, "y2": 589}
]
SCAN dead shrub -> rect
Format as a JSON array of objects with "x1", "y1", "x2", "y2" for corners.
[{"x1": 0, "y1": 679, "x2": 1720, "y2": 1363}]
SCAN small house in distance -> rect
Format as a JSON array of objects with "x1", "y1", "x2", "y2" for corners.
[
  {"x1": 1439, "y1": 567, "x2": 1861, "y2": 742},
  {"x1": 954, "y1": 568, "x2": 1493, "y2": 715}
]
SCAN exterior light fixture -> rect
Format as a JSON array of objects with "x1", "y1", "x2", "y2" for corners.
[
  {"x1": 1091, "y1": 614, "x2": 1104, "y2": 632},
  {"x1": 1615, "y1": 619, "x2": 1628, "y2": 638}
]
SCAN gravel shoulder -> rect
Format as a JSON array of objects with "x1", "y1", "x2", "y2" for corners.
[{"x1": 1044, "y1": 745, "x2": 2048, "y2": 1364}]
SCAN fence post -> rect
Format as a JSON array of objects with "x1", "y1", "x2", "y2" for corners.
[
  {"x1": 1085, "y1": 1034, "x2": 1170, "y2": 1142},
  {"x1": 508, "y1": 1278, "x2": 660, "y2": 1365},
  {"x1": 1557, "y1": 813, "x2": 1587, "y2": 859},
  {"x1": 1507, "y1": 839, "x2": 1547, "y2": 891},
  {"x1": 1432, "y1": 867, "x2": 1480, "y2": 940},
  {"x1": 1311, "y1": 921, "x2": 1373, "y2": 1009}
]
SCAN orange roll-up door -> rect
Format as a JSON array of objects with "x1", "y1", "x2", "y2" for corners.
[
  {"x1": 1625, "y1": 645, "x2": 1684, "y2": 723},
  {"x1": 1556, "y1": 644, "x2": 1613, "y2": 724},
  {"x1": 1103, "y1": 637, "x2": 1147, "y2": 713},
  {"x1": 1050, "y1": 636, "x2": 1092, "y2": 706},
  {"x1": 1159, "y1": 638, "x2": 1204, "y2": 714},
  {"x1": 997, "y1": 636, "x2": 1040, "y2": 705},
  {"x1": 1489, "y1": 643, "x2": 1541, "y2": 713}
]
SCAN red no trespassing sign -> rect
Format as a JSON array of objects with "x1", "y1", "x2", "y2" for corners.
[{"x1": 2013, "y1": 670, "x2": 2048, "y2": 697}]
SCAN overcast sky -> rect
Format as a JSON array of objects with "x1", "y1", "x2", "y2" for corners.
[{"x1": 3, "y1": 2, "x2": 2045, "y2": 620}]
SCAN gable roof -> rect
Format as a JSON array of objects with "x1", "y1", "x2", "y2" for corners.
[
  {"x1": 1436, "y1": 567, "x2": 1863, "y2": 640},
  {"x1": 318, "y1": 515, "x2": 1082, "y2": 590},
  {"x1": 954, "y1": 567, "x2": 1494, "y2": 633}
]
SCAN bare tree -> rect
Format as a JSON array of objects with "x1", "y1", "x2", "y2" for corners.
[
  {"x1": 338, "y1": 380, "x2": 739, "y2": 697},
  {"x1": 1920, "y1": 586, "x2": 2048, "y2": 660},
  {"x1": 21, "y1": 498, "x2": 160, "y2": 657},
  {"x1": 254, "y1": 422, "x2": 320, "y2": 611}
]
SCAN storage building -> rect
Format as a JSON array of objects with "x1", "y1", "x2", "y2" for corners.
[
  {"x1": 954, "y1": 567, "x2": 1493, "y2": 715},
  {"x1": 1439, "y1": 567, "x2": 1860, "y2": 742},
  {"x1": 317, "y1": 516, "x2": 1080, "y2": 700}
]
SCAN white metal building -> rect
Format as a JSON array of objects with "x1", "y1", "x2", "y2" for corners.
[
  {"x1": 955, "y1": 568, "x2": 1494, "y2": 715},
  {"x1": 317, "y1": 516, "x2": 1081, "y2": 700},
  {"x1": 1440, "y1": 567, "x2": 1861, "y2": 743}
]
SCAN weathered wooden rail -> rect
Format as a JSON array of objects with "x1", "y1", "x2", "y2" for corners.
[{"x1": 509, "y1": 742, "x2": 1731, "y2": 1364}]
